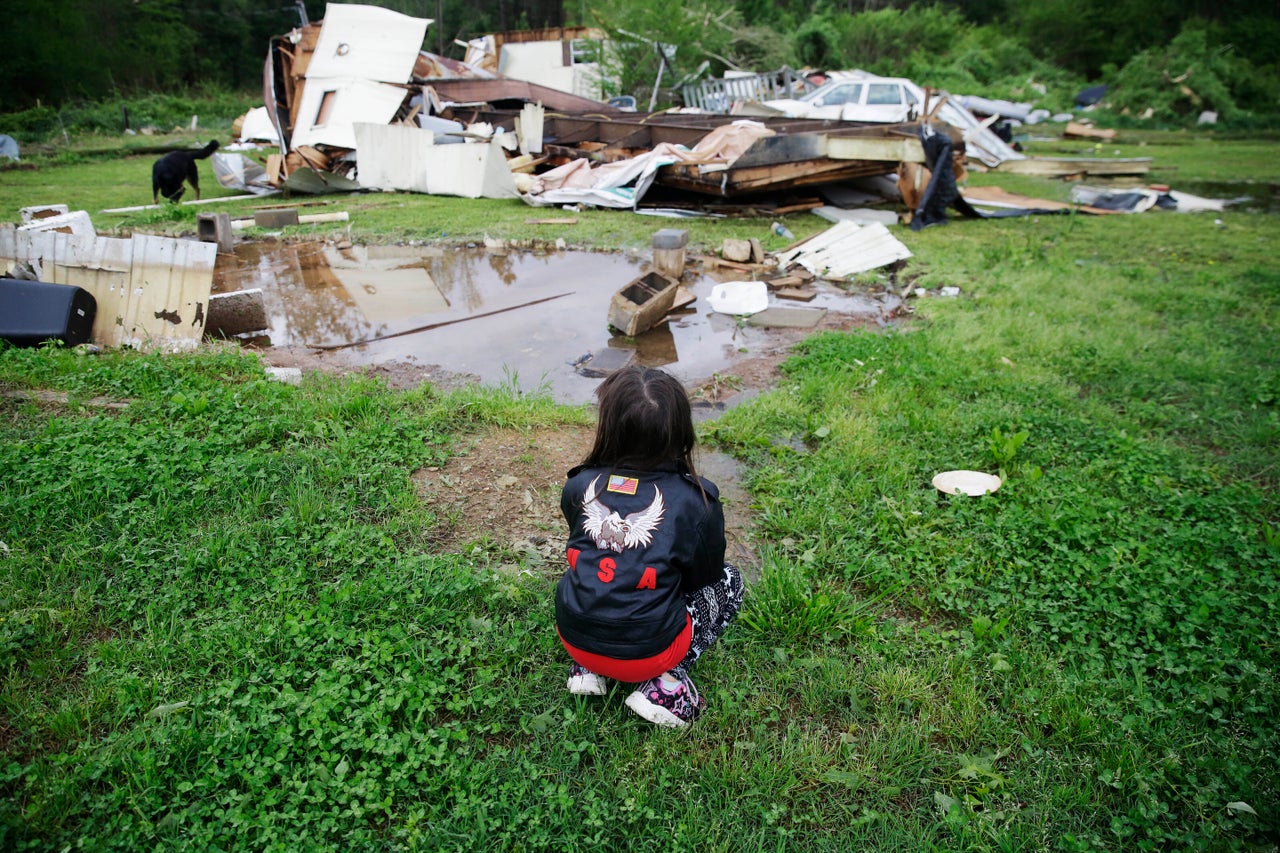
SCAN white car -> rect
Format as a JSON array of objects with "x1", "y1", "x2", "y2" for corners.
[
  {"x1": 753, "y1": 72, "x2": 1024, "y2": 167},
  {"x1": 761, "y1": 76, "x2": 922, "y2": 123}
]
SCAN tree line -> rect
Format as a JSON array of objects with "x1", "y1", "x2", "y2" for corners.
[{"x1": 2, "y1": 0, "x2": 1275, "y2": 122}]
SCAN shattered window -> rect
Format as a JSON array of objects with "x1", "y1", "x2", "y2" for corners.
[
  {"x1": 867, "y1": 84, "x2": 902, "y2": 105},
  {"x1": 315, "y1": 91, "x2": 337, "y2": 127}
]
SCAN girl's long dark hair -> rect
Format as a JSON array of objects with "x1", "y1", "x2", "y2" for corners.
[{"x1": 582, "y1": 366, "x2": 699, "y2": 481}]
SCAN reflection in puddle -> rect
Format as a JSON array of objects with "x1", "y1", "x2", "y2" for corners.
[{"x1": 212, "y1": 240, "x2": 901, "y2": 404}]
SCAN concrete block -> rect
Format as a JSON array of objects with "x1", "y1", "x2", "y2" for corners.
[
  {"x1": 652, "y1": 246, "x2": 686, "y2": 279},
  {"x1": 207, "y1": 288, "x2": 268, "y2": 337},
  {"x1": 254, "y1": 208, "x2": 300, "y2": 229},
  {"x1": 196, "y1": 212, "x2": 235, "y2": 253},
  {"x1": 608, "y1": 271, "x2": 679, "y2": 337},
  {"x1": 652, "y1": 228, "x2": 688, "y2": 249}
]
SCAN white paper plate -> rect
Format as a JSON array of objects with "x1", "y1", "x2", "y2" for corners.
[{"x1": 932, "y1": 470, "x2": 1002, "y2": 496}]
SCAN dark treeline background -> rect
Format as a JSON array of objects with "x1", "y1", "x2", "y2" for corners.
[{"x1": 1, "y1": 0, "x2": 1276, "y2": 120}]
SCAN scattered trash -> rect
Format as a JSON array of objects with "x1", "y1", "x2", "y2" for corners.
[
  {"x1": 211, "y1": 153, "x2": 279, "y2": 196},
  {"x1": 776, "y1": 287, "x2": 817, "y2": 302},
  {"x1": 1068, "y1": 186, "x2": 1162, "y2": 213},
  {"x1": 812, "y1": 206, "x2": 899, "y2": 226},
  {"x1": 2, "y1": 212, "x2": 217, "y2": 350},
  {"x1": 1074, "y1": 84, "x2": 1108, "y2": 109},
  {"x1": 573, "y1": 346, "x2": 634, "y2": 378},
  {"x1": 1064, "y1": 121, "x2": 1117, "y2": 141},
  {"x1": 229, "y1": 211, "x2": 350, "y2": 230},
  {"x1": 932, "y1": 470, "x2": 1002, "y2": 496},
  {"x1": 263, "y1": 367, "x2": 303, "y2": 385},
  {"x1": 771, "y1": 221, "x2": 795, "y2": 240}
]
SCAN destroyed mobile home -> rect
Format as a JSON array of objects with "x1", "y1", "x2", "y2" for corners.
[
  {"x1": 251, "y1": 2, "x2": 1151, "y2": 218},
  {"x1": 254, "y1": 3, "x2": 988, "y2": 214},
  {"x1": 1, "y1": 4, "x2": 1237, "y2": 362}
]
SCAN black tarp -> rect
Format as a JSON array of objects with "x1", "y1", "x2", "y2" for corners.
[{"x1": 911, "y1": 126, "x2": 1069, "y2": 229}]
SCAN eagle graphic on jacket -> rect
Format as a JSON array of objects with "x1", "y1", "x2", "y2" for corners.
[{"x1": 582, "y1": 475, "x2": 665, "y2": 552}]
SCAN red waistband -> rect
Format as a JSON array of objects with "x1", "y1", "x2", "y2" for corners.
[{"x1": 558, "y1": 613, "x2": 692, "y2": 683}]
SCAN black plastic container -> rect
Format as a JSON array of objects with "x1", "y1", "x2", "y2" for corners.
[{"x1": 0, "y1": 278, "x2": 98, "y2": 347}]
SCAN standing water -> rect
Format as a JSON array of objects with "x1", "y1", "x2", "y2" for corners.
[{"x1": 212, "y1": 240, "x2": 903, "y2": 404}]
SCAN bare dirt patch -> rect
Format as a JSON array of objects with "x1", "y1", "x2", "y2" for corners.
[
  {"x1": 413, "y1": 425, "x2": 592, "y2": 561},
  {"x1": 411, "y1": 422, "x2": 760, "y2": 576}
]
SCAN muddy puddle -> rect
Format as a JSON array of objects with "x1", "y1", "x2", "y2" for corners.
[{"x1": 212, "y1": 240, "x2": 904, "y2": 404}]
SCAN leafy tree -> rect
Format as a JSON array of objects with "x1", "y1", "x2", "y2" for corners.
[
  {"x1": 578, "y1": 0, "x2": 754, "y2": 101},
  {"x1": 838, "y1": 5, "x2": 971, "y2": 74},
  {"x1": 1106, "y1": 22, "x2": 1246, "y2": 121}
]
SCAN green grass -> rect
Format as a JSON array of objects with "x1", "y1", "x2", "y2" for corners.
[{"x1": 1, "y1": 127, "x2": 1278, "y2": 850}]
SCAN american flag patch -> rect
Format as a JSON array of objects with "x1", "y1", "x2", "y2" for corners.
[{"x1": 606, "y1": 475, "x2": 639, "y2": 495}]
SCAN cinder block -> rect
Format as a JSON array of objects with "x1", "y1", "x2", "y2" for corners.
[
  {"x1": 254, "y1": 208, "x2": 300, "y2": 229},
  {"x1": 196, "y1": 212, "x2": 235, "y2": 253},
  {"x1": 207, "y1": 289, "x2": 268, "y2": 337},
  {"x1": 652, "y1": 228, "x2": 688, "y2": 249}
]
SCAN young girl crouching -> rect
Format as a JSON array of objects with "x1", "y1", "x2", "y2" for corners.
[{"x1": 555, "y1": 366, "x2": 744, "y2": 727}]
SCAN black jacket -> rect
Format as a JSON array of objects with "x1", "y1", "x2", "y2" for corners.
[{"x1": 555, "y1": 461, "x2": 725, "y2": 659}]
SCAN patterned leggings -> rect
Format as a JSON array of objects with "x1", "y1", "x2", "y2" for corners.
[{"x1": 671, "y1": 563, "x2": 745, "y2": 678}]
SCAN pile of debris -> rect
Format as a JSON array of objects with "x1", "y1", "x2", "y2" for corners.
[{"x1": 107, "y1": 0, "x2": 1167, "y2": 231}]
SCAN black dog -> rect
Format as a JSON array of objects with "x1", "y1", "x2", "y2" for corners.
[{"x1": 152, "y1": 139, "x2": 219, "y2": 203}]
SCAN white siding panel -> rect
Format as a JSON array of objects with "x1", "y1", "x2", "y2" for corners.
[{"x1": 308, "y1": 4, "x2": 429, "y2": 83}]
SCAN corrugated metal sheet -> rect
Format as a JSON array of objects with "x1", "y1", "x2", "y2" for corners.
[
  {"x1": 774, "y1": 220, "x2": 912, "y2": 280},
  {"x1": 0, "y1": 226, "x2": 216, "y2": 349}
]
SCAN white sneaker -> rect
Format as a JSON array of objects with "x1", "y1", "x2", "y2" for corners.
[{"x1": 566, "y1": 663, "x2": 608, "y2": 696}]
